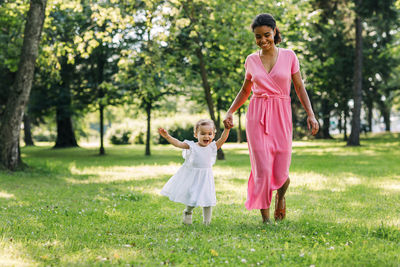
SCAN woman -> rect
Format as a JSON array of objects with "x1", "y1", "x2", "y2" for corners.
[{"x1": 223, "y1": 13, "x2": 319, "y2": 223}]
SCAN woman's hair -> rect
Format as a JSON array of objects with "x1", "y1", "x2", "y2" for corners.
[
  {"x1": 251, "y1": 13, "x2": 282, "y2": 44},
  {"x1": 194, "y1": 119, "x2": 216, "y2": 134}
]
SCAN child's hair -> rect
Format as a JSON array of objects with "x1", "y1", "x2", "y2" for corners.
[{"x1": 194, "y1": 119, "x2": 216, "y2": 134}]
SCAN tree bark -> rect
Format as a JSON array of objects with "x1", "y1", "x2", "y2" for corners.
[
  {"x1": 366, "y1": 98, "x2": 373, "y2": 132},
  {"x1": 54, "y1": 105, "x2": 78, "y2": 148},
  {"x1": 99, "y1": 104, "x2": 105, "y2": 155},
  {"x1": 348, "y1": 5, "x2": 362, "y2": 146},
  {"x1": 196, "y1": 47, "x2": 225, "y2": 159},
  {"x1": 145, "y1": 101, "x2": 151, "y2": 156},
  {"x1": 321, "y1": 99, "x2": 333, "y2": 139},
  {"x1": 344, "y1": 110, "x2": 348, "y2": 141},
  {"x1": 0, "y1": 0, "x2": 47, "y2": 170},
  {"x1": 23, "y1": 114, "x2": 35, "y2": 146},
  {"x1": 378, "y1": 100, "x2": 391, "y2": 132},
  {"x1": 54, "y1": 57, "x2": 78, "y2": 148}
]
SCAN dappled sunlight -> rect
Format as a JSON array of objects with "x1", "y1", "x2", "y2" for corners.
[
  {"x1": 374, "y1": 178, "x2": 400, "y2": 192},
  {"x1": 0, "y1": 240, "x2": 37, "y2": 266},
  {"x1": 0, "y1": 191, "x2": 14, "y2": 199},
  {"x1": 67, "y1": 163, "x2": 180, "y2": 184},
  {"x1": 290, "y1": 172, "x2": 363, "y2": 192},
  {"x1": 290, "y1": 172, "x2": 329, "y2": 190}
]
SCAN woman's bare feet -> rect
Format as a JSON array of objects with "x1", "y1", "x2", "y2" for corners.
[{"x1": 260, "y1": 208, "x2": 270, "y2": 223}]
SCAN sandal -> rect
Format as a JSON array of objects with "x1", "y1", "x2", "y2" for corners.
[{"x1": 274, "y1": 193, "x2": 286, "y2": 221}]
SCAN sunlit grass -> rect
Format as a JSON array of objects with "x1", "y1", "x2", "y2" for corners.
[{"x1": 0, "y1": 133, "x2": 399, "y2": 265}]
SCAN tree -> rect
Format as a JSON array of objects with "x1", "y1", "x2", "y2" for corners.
[{"x1": 0, "y1": 0, "x2": 47, "y2": 170}]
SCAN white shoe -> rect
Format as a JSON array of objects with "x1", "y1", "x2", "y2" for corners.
[{"x1": 183, "y1": 211, "x2": 192, "y2": 225}]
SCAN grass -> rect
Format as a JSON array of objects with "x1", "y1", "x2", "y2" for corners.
[{"x1": 0, "y1": 133, "x2": 399, "y2": 266}]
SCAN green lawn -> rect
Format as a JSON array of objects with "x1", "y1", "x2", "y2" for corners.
[{"x1": 1, "y1": 133, "x2": 399, "y2": 266}]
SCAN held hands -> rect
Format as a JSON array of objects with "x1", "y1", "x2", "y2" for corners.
[
  {"x1": 158, "y1": 127, "x2": 169, "y2": 139},
  {"x1": 223, "y1": 112, "x2": 234, "y2": 129},
  {"x1": 307, "y1": 115, "x2": 319, "y2": 136}
]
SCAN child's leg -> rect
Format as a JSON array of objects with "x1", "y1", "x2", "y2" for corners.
[
  {"x1": 183, "y1": 206, "x2": 194, "y2": 225},
  {"x1": 202, "y1": 206, "x2": 212, "y2": 225}
]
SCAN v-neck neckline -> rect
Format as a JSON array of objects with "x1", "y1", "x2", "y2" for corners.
[{"x1": 258, "y1": 48, "x2": 280, "y2": 75}]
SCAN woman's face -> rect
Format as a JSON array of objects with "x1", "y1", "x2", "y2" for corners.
[{"x1": 254, "y1": 25, "x2": 275, "y2": 50}]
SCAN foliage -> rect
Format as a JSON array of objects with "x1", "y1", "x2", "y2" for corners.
[{"x1": 108, "y1": 127, "x2": 132, "y2": 145}]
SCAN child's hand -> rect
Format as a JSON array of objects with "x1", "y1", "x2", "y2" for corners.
[{"x1": 158, "y1": 127, "x2": 169, "y2": 139}]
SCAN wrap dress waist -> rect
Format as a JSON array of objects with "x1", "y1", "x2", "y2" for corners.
[{"x1": 251, "y1": 93, "x2": 291, "y2": 135}]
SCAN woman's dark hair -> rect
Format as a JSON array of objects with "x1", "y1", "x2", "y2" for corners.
[{"x1": 251, "y1": 13, "x2": 282, "y2": 44}]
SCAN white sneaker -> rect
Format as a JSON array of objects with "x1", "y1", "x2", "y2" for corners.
[{"x1": 183, "y1": 211, "x2": 192, "y2": 225}]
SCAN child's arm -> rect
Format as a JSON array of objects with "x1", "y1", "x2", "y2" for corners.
[
  {"x1": 215, "y1": 127, "x2": 231, "y2": 150},
  {"x1": 158, "y1": 128, "x2": 190, "y2": 149}
]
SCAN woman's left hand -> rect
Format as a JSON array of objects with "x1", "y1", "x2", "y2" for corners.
[{"x1": 307, "y1": 115, "x2": 319, "y2": 136}]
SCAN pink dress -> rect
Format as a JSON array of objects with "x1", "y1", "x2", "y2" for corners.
[{"x1": 244, "y1": 48, "x2": 299, "y2": 210}]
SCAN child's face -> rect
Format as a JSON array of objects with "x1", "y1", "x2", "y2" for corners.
[{"x1": 194, "y1": 124, "x2": 215, "y2": 147}]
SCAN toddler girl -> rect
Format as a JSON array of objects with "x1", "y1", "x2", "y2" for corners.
[{"x1": 159, "y1": 119, "x2": 231, "y2": 225}]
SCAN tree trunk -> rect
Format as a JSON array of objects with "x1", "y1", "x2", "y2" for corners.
[
  {"x1": 378, "y1": 100, "x2": 391, "y2": 132},
  {"x1": 0, "y1": 0, "x2": 47, "y2": 170},
  {"x1": 23, "y1": 114, "x2": 35, "y2": 146},
  {"x1": 54, "y1": 57, "x2": 78, "y2": 148},
  {"x1": 54, "y1": 105, "x2": 78, "y2": 148},
  {"x1": 237, "y1": 107, "x2": 242, "y2": 143},
  {"x1": 344, "y1": 110, "x2": 348, "y2": 141},
  {"x1": 348, "y1": 6, "x2": 362, "y2": 146},
  {"x1": 145, "y1": 101, "x2": 151, "y2": 156},
  {"x1": 338, "y1": 114, "x2": 342, "y2": 134},
  {"x1": 321, "y1": 99, "x2": 333, "y2": 139},
  {"x1": 366, "y1": 98, "x2": 373, "y2": 132},
  {"x1": 195, "y1": 47, "x2": 224, "y2": 159},
  {"x1": 99, "y1": 104, "x2": 105, "y2": 155}
]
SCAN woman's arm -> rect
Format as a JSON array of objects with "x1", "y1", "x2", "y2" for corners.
[
  {"x1": 215, "y1": 127, "x2": 231, "y2": 150},
  {"x1": 292, "y1": 71, "x2": 319, "y2": 136},
  {"x1": 223, "y1": 78, "x2": 253, "y2": 128},
  {"x1": 158, "y1": 128, "x2": 190, "y2": 149}
]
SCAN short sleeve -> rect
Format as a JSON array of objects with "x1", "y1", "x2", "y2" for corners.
[
  {"x1": 210, "y1": 141, "x2": 218, "y2": 165},
  {"x1": 244, "y1": 56, "x2": 252, "y2": 80},
  {"x1": 291, "y1": 51, "x2": 300, "y2": 74},
  {"x1": 182, "y1": 140, "x2": 195, "y2": 160}
]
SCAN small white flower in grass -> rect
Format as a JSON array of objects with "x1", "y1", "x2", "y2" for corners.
[
  {"x1": 225, "y1": 261, "x2": 229, "y2": 264},
  {"x1": 176, "y1": 238, "x2": 179, "y2": 242},
  {"x1": 326, "y1": 232, "x2": 329, "y2": 235},
  {"x1": 241, "y1": 259, "x2": 247, "y2": 263},
  {"x1": 250, "y1": 248, "x2": 255, "y2": 252},
  {"x1": 302, "y1": 235, "x2": 306, "y2": 238},
  {"x1": 328, "y1": 246, "x2": 335, "y2": 250},
  {"x1": 300, "y1": 253, "x2": 304, "y2": 257},
  {"x1": 310, "y1": 265, "x2": 315, "y2": 267},
  {"x1": 123, "y1": 244, "x2": 132, "y2": 248}
]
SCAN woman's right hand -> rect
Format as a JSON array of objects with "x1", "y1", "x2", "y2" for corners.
[{"x1": 223, "y1": 112, "x2": 234, "y2": 129}]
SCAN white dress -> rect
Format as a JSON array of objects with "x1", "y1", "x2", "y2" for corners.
[{"x1": 160, "y1": 140, "x2": 217, "y2": 207}]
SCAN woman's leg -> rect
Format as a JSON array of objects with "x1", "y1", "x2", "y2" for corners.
[
  {"x1": 260, "y1": 208, "x2": 270, "y2": 223},
  {"x1": 203, "y1": 207, "x2": 212, "y2": 225},
  {"x1": 277, "y1": 177, "x2": 290, "y2": 210}
]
